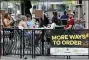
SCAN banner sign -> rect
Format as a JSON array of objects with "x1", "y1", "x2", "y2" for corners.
[{"x1": 50, "y1": 29, "x2": 89, "y2": 55}]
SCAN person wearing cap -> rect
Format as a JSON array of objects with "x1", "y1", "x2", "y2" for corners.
[
  {"x1": 64, "y1": 12, "x2": 74, "y2": 30},
  {"x1": 64, "y1": 12, "x2": 74, "y2": 59}
]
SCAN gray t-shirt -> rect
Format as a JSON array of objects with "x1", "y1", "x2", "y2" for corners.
[{"x1": 74, "y1": 24, "x2": 84, "y2": 29}]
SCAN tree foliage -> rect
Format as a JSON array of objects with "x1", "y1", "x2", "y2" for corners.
[{"x1": 2, "y1": 0, "x2": 39, "y2": 1}]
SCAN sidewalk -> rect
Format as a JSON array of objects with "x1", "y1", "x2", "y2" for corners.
[{"x1": 0, "y1": 56, "x2": 89, "y2": 60}]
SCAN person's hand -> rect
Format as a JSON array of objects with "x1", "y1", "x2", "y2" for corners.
[
  {"x1": 9, "y1": 21, "x2": 13, "y2": 24},
  {"x1": 64, "y1": 27, "x2": 68, "y2": 30},
  {"x1": 9, "y1": 20, "x2": 12, "y2": 23},
  {"x1": 64, "y1": 27, "x2": 66, "y2": 30}
]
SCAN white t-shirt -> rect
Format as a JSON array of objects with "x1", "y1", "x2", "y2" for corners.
[
  {"x1": 50, "y1": 23, "x2": 56, "y2": 29},
  {"x1": 18, "y1": 26, "x2": 24, "y2": 29},
  {"x1": 74, "y1": 24, "x2": 84, "y2": 29}
]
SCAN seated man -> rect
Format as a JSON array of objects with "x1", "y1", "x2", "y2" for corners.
[
  {"x1": 60, "y1": 11, "x2": 69, "y2": 20},
  {"x1": 74, "y1": 20, "x2": 84, "y2": 29},
  {"x1": 63, "y1": 12, "x2": 75, "y2": 35},
  {"x1": 64, "y1": 12, "x2": 74, "y2": 30},
  {"x1": 60, "y1": 11, "x2": 68, "y2": 25}
]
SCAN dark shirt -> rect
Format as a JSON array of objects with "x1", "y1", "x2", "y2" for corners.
[
  {"x1": 44, "y1": 15, "x2": 49, "y2": 26},
  {"x1": 52, "y1": 16, "x2": 59, "y2": 25},
  {"x1": 60, "y1": 14, "x2": 68, "y2": 20}
]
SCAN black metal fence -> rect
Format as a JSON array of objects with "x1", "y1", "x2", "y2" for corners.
[
  {"x1": 2, "y1": 28, "x2": 89, "y2": 59},
  {"x1": 22, "y1": 29, "x2": 50, "y2": 58},
  {"x1": 0, "y1": 31, "x2": 1, "y2": 59},
  {"x1": 2, "y1": 28, "x2": 49, "y2": 58},
  {"x1": 3, "y1": 28, "x2": 23, "y2": 58}
]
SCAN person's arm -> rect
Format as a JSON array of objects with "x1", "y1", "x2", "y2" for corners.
[
  {"x1": 60, "y1": 15, "x2": 63, "y2": 19},
  {"x1": 64, "y1": 19, "x2": 74, "y2": 30},
  {"x1": 4, "y1": 19, "x2": 12, "y2": 26},
  {"x1": 65, "y1": 25, "x2": 72, "y2": 30},
  {"x1": 23, "y1": 22, "x2": 28, "y2": 29},
  {"x1": 51, "y1": 23, "x2": 56, "y2": 29}
]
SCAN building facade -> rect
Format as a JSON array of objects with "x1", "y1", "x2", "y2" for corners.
[
  {"x1": 76, "y1": 0, "x2": 88, "y2": 29},
  {"x1": 82, "y1": 1, "x2": 89, "y2": 29}
]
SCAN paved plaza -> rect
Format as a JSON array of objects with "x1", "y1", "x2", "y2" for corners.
[{"x1": 0, "y1": 56, "x2": 89, "y2": 60}]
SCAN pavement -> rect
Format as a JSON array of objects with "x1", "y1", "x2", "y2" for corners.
[{"x1": 0, "y1": 56, "x2": 89, "y2": 60}]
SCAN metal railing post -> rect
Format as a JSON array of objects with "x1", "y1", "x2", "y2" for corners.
[
  {"x1": 33, "y1": 29, "x2": 35, "y2": 58},
  {"x1": 32, "y1": 29, "x2": 34, "y2": 59},
  {"x1": 20, "y1": 29, "x2": 22, "y2": 58},
  {"x1": 42, "y1": 29, "x2": 44, "y2": 55},
  {"x1": 23, "y1": 29, "x2": 25, "y2": 57},
  {"x1": 3, "y1": 28, "x2": 5, "y2": 56}
]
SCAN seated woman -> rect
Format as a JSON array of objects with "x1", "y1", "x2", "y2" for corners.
[
  {"x1": 18, "y1": 15, "x2": 32, "y2": 40},
  {"x1": 3, "y1": 13, "x2": 15, "y2": 55},
  {"x1": 73, "y1": 19, "x2": 84, "y2": 34},
  {"x1": 26, "y1": 14, "x2": 35, "y2": 28},
  {"x1": 50, "y1": 16, "x2": 58, "y2": 29},
  {"x1": 18, "y1": 15, "x2": 28, "y2": 29},
  {"x1": 52, "y1": 12, "x2": 60, "y2": 25},
  {"x1": 3, "y1": 13, "x2": 14, "y2": 40},
  {"x1": 3, "y1": 13, "x2": 13, "y2": 28},
  {"x1": 39, "y1": 17, "x2": 44, "y2": 27}
]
